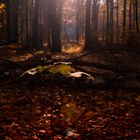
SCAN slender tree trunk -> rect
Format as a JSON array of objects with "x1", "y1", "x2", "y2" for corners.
[
  {"x1": 91, "y1": 0, "x2": 100, "y2": 45},
  {"x1": 129, "y1": 1, "x2": 132, "y2": 30},
  {"x1": 5, "y1": 0, "x2": 11, "y2": 41},
  {"x1": 48, "y1": 0, "x2": 61, "y2": 52},
  {"x1": 11, "y1": 0, "x2": 19, "y2": 42},
  {"x1": 106, "y1": 0, "x2": 110, "y2": 43},
  {"x1": 122, "y1": 0, "x2": 127, "y2": 39},
  {"x1": 116, "y1": 0, "x2": 119, "y2": 42},
  {"x1": 135, "y1": 0, "x2": 139, "y2": 32},
  {"x1": 76, "y1": 2, "x2": 80, "y2": 44},
  {"x1": 80, "y1": 0, "x2": 85, "y2": 39},
  {"x1": 102, "y1": 7, "x2": 105, "y2": 42},
  {"x1": 110, "y1": 0, "x2": 114, "y2": 43},
  {"x1": 132, "y1": 1, "x2": 136, "y2": 30},
  {"x1": 45, "y1": 0, "x2": 51, "y2": 49},
  {"x1": 84, "y1": 0, "x2": 92, "y2": 51},
  {"x1": 25, "y1": 0, "x2": 29, "y2": 47},
  {"x1": 32, "y1": 0, "x2": 42, "y2": 49}
]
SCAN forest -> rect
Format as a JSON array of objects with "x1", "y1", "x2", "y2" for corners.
[{"x1": 0, "y1": 0, "x2": 140, "y2": 139}]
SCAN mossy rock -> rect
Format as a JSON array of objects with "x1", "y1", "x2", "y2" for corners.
[{"x1": 48, "y1": 64, "x2": 75, "y2": 77}]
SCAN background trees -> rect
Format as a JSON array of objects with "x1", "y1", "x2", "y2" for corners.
[{"x1": 0, "y1": 0, "x2": 139, "y2": 51}]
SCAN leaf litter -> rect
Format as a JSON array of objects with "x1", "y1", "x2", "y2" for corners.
[
  {"x1": 0, "y1": 86, "x2": 139, "y2": 140},
  {"x1": 0, "y1": 46, "x2": 140, "y2": 139}
]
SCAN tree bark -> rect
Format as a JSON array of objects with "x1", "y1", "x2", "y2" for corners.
[
  {"x1": 129, "y1": 1, "x2": 132, "y2": 30},
  {"x1": 84, "y1": 0, "x2": 92, "y2": 51},
  {"x1": 5, "y1": 0, "x2": 11, "y2": 41},
  {"x1": 122, "y1": 0, "x2": 127, "y2": 37},
  {"x1": 11, "y1": 0, "x2": 19, "y2": 42},
  {"x1": 135, "y1": 0, "x2": 139, "y2": 32},
  {"x1": 48, "y1": 0, "x2": 61, "y2": 52},
  {"x1": 32, "y1": 0, "x2": 42, "y2": 49}
]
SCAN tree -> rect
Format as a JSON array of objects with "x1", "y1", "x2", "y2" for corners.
[
  {"x1": 48, "y1": 0, "x2": 61, "y2": 52},
  {"x1": 5, "y1": 0, "x2": 11, "y2": 41},
  {"x1": 129, "y1": 0, "x2": 132, "y2": 30},
  {"x1": 11, "y1": 0, "x2": 19, "y2": 42},
  {"x1": 76, "y1": 0, "x2": 80, "y2": 44},
  {"x1": 122, "y1": 0, "x2": 127, "y2": 37},
  {"x1": 84, "y1": 0, "x2": 92, "y2": 51},
  {"x1": 32, "y1": 0, "x2": 42, "y2": 49},
  {"x1": 91, "y1": 0, "x2": 100, "y2": 44},
  {"x1": 116, "y1": 0, "x2": 119, "y2": 42},
  {"x1": 106, "y1": 0, "x2": 110, "y2": 42},
  {"x1": 134, "y1": 0, "x2": 139, "y2": 32}
]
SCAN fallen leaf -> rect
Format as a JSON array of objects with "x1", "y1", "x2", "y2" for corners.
[
  {"x1": 84, "y1": 111, "x2": 94, "y2": 120},
  {"x1": 135, "y1": 96, "x2": 140, "y2": 102}
]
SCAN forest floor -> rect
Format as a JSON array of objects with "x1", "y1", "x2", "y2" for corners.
[{"x1": 0, "y1": 44, "x2": 140, "y2": 139}]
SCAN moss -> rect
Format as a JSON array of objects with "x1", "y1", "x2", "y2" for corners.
[{"x1": 48, "y1": 64, "x2": 75, "y2": 76}]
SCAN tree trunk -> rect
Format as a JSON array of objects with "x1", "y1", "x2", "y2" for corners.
[
  {"x1": 135, "y1": 0, "x2": 139, "y2": 32},
  {"x1": 84, "y1": 0, "x2": 92, "y2": 51},
  {"x1": 116, "y1": 0, "x2": 119, "y2": 42},
  {"x1": 106, "y1": 0, "x2": 110, "y2": 43},
  {"x1": 129, "y1": 1, "x2": 132, "y2": 30},
  {"x1": 92, "y1": 0, "x2": 100, "y2": 44},
  {"x1": 32, "y1": 0, "x2": 42, "y2": 49},
  {"x1": 76, "y1": 2, "x2": 80, "y2": 44},
  {"x1": 5, "y1": 0, "x2": 11, "y2": 41},
  {"x1": 48, "y1": 0, "x2": 61, "y2": 52},
  {"x1": 11, "y1": 0, "x2": 19, "y2": 42},
  {"x1": 122, "y1": 0, "x2": 127, "y2": 39},
  {"x1": 110, "y1": 0, "x2": 114, "y2": 43}
]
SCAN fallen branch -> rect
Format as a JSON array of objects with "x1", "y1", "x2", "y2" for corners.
[
  {"x1": 0, "y1": 54, "x2": 140, "y2": 79},
  {"x1": 74, "y1": 46, "x2": 140, "y2": 60},
  {"x1": 71, "y1": 59, "x2": 140, "y2": 75},
  {"x1": 0, "y1": 41, "x2": 18, "y2": 46}
]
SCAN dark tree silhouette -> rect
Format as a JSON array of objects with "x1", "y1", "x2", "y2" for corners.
[
  {"x1": 84, "y1": 0, "x2": 92, "y2": 51},
  {"x1": 32, "y1": 0, "x2": 42, "y2": 49}
]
